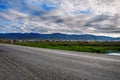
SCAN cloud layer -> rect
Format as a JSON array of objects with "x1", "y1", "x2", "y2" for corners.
[{"x1": 0, "y1": 0, "x2": 120, "y2": 37}]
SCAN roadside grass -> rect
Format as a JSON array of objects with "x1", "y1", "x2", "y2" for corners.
[{"x1": 12, "y1": 41, "x2": 120, "y2": 54}]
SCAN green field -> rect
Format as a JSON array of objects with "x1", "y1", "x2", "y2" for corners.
[
  {"x1": 6, "y1": 40, "x2": 119, "y2": 54},
  {"x1": 0, "y1": 40, "x2": 120, "y2": 53}
]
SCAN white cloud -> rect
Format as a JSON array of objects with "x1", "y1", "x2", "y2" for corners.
[{"x1": 0, "y1": 0, "x2": 120, "y2": 37}]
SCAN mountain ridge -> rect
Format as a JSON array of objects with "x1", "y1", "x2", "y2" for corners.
[{"x1": 0, "y1": 33, "x2": 120, "y2": 41}]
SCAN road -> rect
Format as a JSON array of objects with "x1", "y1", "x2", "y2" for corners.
[{"x1": 0, "y1": 44, "x2": 120, "y2": 80}]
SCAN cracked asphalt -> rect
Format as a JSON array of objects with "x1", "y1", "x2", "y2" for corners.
[{"x1": 0, "y1": 44, "x2": 120, "y2": 80}]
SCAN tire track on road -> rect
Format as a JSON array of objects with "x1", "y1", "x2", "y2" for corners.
[{"x1": 0, "y1": 53, "x2": 39, "y2": 80}]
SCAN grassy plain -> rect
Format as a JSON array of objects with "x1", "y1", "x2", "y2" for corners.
[
  {"x1": 0, "y1": 40, "x2": 120, "y2": 53},
  {"x1": 6, "y1": 40, "x2": 119, "y2": 54}
]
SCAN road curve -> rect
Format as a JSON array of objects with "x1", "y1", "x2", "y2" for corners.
[{"x1": 0, "y1": 44, "x2": 120, "y2": 80}]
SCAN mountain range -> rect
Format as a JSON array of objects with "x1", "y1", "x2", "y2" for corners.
[{"x1": 0, "y1": 33, "x2": 120, "y2": 41}]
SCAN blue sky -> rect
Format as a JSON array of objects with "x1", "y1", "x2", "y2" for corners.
[{"x1": 0, "y1": 0, "x2": 120, "y2": 37}]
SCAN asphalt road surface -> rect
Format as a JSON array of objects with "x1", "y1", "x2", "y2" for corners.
[{"x1": 0, "y1": 44, "x2": 120, "y2": 80}]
